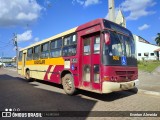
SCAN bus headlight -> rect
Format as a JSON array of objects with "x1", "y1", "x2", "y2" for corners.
[{"x1": 103, "y1": 76, "x2": 110, "y2": 81}]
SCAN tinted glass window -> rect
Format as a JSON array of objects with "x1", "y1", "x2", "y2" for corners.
[
  {"x1": 50, "y1": 38, "x2": 62, "y2": 58},
  {"x1": 33, "y1": 45, "x2": 40, "y2": 60},
  {"x1": 63, "y1": 34, "x2": 77, "y2": 46},
  {"x1": 83, "y1": 38, "x2": 90, "y2": 55},
  {"x1": 62, "y1": 45, "x2": 76, "y2": 56},
  {"x1": 41, "y1": 42, "x2": 49, "y2": 58},
  {"x1": 104, "y1": 31, "x2": 135, "y2": 57},
  {"x1": 94, "y1": 36, "x2": 100, "y2": 54},
  {"x1": 42, "y1": 42, "x2": 49, "y2": 52},
  {"x1": 27, "y1": 48, "x2": 33, "y2": 60},
  {"x1": 103, "y1": 20, "x2": 132, "y2": 36},
  {"x1": 62, "y1": 34, "x2": 77, "y2": 57},
  {"x1": 19, "y1": 51, "x2": 23, "y2": 61},
  {"x1": 51, "y1": 38, "x2": 62, "y2": 49}
]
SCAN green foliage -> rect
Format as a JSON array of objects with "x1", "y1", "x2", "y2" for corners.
[
  {"x1": 138, "y1": 60, "x2": 160, "y2": 72},
  {"x1": 155, "y1": 33, "x2": 160, "y2": 46}
]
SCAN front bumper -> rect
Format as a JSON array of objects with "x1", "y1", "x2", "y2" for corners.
[{"x1": 102, "y1": 79, "x2": 139, "y2": 93}]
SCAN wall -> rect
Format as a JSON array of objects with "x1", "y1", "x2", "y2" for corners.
[{"x1": 134, "y1": 35, "x2": 160, "y2": 61}]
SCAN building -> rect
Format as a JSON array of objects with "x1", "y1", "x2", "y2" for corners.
[
  {"x1": 115, "y1": 10, "x2": 126, "y2": 28},
  {"x1": 134, "y1": 35, "x2": 160, "y2": 61},
  {"x1": 108, "y1": 0, "x2": 160, "y2": 61},
  {"x1": 0, "y1": 57, "x2": 13, "y2": 63}
]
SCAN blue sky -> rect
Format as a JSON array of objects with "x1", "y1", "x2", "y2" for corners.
[{"x1": 0, "y1": 0, "x2": 160, "y2": 57}]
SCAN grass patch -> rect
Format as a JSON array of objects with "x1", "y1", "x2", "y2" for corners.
[{"x1": 138, "y1": 60, "x2": 160, "y2": 72}]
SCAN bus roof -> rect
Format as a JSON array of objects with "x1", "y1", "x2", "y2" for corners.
[
  {"x1": 20, "y1": 27, "x2": 78, "y2": 51},
  {"x1": 20, "y1": 18, "x2": 132, "y2": 51},
  {"x1": 20, "y1": 18, "x2": 104, "y2": 51}
]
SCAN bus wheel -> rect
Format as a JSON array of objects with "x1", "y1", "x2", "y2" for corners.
[
  {"x1": 128, "y1": 87, "x2": 138, "y2": 93},
  {"x1": 25, "y1": 70, "x2": 33, "y2": 82},
  {"x1": 62, "y1": 74, "x2": 76, "y2": 95}
]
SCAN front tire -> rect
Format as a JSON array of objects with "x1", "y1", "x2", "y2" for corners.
[
  {"x1": 127, "y1": 87, "x2": 138, "y2": 93},
  {"x1": 62, "y1": 74, "x2": 76, "y2": 95},
  {"x1": 25, "y1": 70, "x2": 33, "y2": 82}
]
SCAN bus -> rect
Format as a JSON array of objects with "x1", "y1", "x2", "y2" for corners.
[{"x1": 18, "y1": 18, "x2": 139, "y2": 95}]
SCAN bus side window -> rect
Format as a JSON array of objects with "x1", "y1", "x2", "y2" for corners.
[
  {"x1": 19, "y1": 51, "x2": 22, "y2": 61},
  {"x1": 27, "y1": 48, "x2": 33, "y2": 60},
  {"x1": 50, "y1": 38, "x2": 62, "y2": 57},
  {"x1": 94, "y1": 36, "x2": 100, "y2": 54},
  {"x1": 84, "y1": 38, "x2": 90, "y2": 55},
  {"x1": 33, "y1": 45, "x2": 40, "y2": 60},
  {"x1": 93, "y1": 65, "x2": 100, "y2": 83},
  {"x1": 83, "y1": 65, "x2": 90, "y2": 82},
  {"x1": 41, "y1": 42, "x2": 49, "y2": 58},
  {"x1": 62, "y1": 34, "x2": 77, "y2": 57}
]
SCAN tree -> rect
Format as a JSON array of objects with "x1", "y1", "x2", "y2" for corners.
[{"x1": 155, "y1": 33, "x2": 160, "y2": 46}]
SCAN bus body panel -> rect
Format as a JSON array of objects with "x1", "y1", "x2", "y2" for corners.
[{"x1": 76, "y1": 23, "x2": 102, "y2": 92}]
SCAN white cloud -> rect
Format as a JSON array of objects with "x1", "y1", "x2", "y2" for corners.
[
  {"x1": 72, "y1": 0, "x2": 84, "y2": 5},
  {"x1": 72, "y1": 0, "x2": 100, "y2": 7},
  {"x1": 84, "y1": 0, "x2": 100, "y2": 7},
  {"x1": 0, "y1": 0, "x2": 43, "y2": 27},
  {"x1": 138, "y1": 24, "x2": 150, "y2": 31},
  {"x1": 120, "y1": 0, "x2": 156, "y2": 20},
  {"x1": 17, "y1": 30, "x2": 32, "y2": 42}
]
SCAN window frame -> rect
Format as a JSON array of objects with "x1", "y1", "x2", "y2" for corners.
[
  {"x1": 50, "y1": 38, "x2": 62, "y2": 58},
  {"x1": 94, "y1": 35, "x2": 100, "y2": 54},
  {"x1": 62, "y1": 33, "x2": 77, "y2": 57},
  {"x1": 63, "y1": 33, "x2": 77, "y2": 47},
  {"x1": 27, "y1": 48, "x2": 33, "y2": 60},
  {"x1": 83, "y1": 37, "x2": 91, "y2": 55},
  {"x1": 33, "y1": 45, "x2": 40, "y2": 60},
  {"x1": 18, "y1": 51, "x2": 23, "y2": 61},
  {"x1": 41, "y1": 42, "x2": 49, "y2": 59}
]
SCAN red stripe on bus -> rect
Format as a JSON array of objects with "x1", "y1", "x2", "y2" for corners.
[{"x1": 44, "y1": 65, "x2": 53, "y2": 80}]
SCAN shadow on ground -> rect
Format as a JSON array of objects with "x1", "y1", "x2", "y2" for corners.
[{"x1": 17, "y1": 76, "x2": 137, "y2": 102}]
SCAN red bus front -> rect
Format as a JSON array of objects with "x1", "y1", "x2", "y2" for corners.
[{"x1": 75, "y1": 19, "x2": 139, "y2": 94}]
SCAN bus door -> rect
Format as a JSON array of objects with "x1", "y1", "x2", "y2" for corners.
[
  {"x1": 22, "y1": 53, "x2": 26, "y2": 76},
  {"x1": 82, "y1": 33, "x2": 101, "y2": 91}
]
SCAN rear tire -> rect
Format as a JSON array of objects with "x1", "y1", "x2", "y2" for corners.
[
  {"x1": 25, "y1": 70, "x2": 33, "y2": 82},
  {"x1": 62, "y1": 74, "x2": 76, "y2": 95}
]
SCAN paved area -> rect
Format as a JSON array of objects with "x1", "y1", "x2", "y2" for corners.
[
  {"x1": 138, "y1": 66, "x2": 160, "y2": 93},
  {"x1": 0, "y1": 68, "x2": 160, "y2": 120},
  {"x1": 4, "y1": 66, "x2": 160, "y2": 94}
]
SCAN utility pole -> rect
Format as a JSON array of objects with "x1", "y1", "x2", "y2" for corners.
[
  {"x1": 13, "y1": 33, "x2": 18, "y2": 71},
  {"x1": 108, "y1": 0, "x2": 115, "y2": 22},
  {"x1": 2, "y1": 52, "x2": 3, "y2": 67}
]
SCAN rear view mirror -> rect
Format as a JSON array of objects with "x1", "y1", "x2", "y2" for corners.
[{"x1": 104, "y1": 33, "x2": 110, "y2": 45}]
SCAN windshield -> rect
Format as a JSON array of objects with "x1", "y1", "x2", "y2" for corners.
[
  {"x1": 102, "y1": 31, "x2": 137, "y2": 66},
  {"x1": 106, "y1": 31, "x2": 135, "y2": 57}
]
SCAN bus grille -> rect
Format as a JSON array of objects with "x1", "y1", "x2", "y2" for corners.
[{"x1": 116, "y1": 71, "x2": 135, "y2": 75}]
